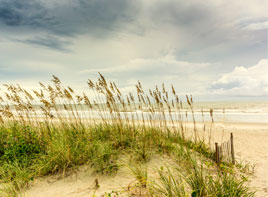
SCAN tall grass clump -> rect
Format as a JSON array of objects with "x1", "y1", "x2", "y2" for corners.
[{"x1": 0, "y1": 74, "x2": 254, "y2": 196}]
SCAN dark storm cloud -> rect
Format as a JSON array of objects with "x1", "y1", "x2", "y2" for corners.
[
  {"x1": 0, "y1": 0, "x2": 138, "y2": 49},
  {"x1": 0, "y1": 0, "x2": 52, "y2": 27},
  {"x1": 149, "y1": 1, "x2": 267, "y2": 67},
  {"x1": 0, "y1": 0, "x2": 265, "y2": 56},
  {"x1": 15, "y1": 36, "x2": 72, "y2": 51}
]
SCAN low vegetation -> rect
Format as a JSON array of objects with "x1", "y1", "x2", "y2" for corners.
[{"x1": 0, "y1": 74, "x2": 254, "y2": 196}]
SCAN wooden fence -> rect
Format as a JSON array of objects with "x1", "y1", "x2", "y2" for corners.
[{"x1": 215, "y1": 133, "x2": 235, "y2": 165}]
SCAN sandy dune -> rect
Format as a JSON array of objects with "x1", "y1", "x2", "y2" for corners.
[
  {"x1": 20, "y1": 122, "x2": 268, "y2": 197},
  {"x1": 23, "y1": 156, "x2": 169, "y2": 197}
]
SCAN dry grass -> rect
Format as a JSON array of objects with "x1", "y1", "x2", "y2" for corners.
[{"x1": 0, "y1": 74, "x2": 255, "y2": 196}]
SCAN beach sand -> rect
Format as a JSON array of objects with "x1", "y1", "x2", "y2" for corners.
[
  {"x1": 211, "y1": 122, "x2": 268, "y2": 197},
  {"x1": 23, "y1": 156, "x2": 168, "y2": 197},
  {"x1": 20, "y1": 121, "x2": 268, "y2": 197}
]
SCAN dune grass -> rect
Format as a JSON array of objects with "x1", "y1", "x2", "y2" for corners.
[{"x1": 0, "y1": 74, "x2": 254, "y2": 196}]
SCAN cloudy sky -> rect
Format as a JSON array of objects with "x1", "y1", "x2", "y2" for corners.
[{"x1": 0, "y1": 0, "x2": 267, "y2": 100}]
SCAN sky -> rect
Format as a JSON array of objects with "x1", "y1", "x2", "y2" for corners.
[{"x1": 0, "y1": 0, "x2": 267, "y2": 101}]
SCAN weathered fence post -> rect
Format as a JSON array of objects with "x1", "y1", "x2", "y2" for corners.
[
  {"x1": 230, "y1": 133, "x2": 235, "y2": 164},
  {"x1": 219, "y1": 146, "x2": 221, "y2": 163},
  {"x1": 215, "y1": 142, "x2": 219, "y2": 165}
]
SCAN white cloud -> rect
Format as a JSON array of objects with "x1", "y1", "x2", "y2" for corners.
[
  {"x1": 244, "y1": 21, "x2": 268, "y2": 31},
  {"x1": 211, "y1": 59, "x2": 268, "y2": 97},
  {"x1": 80, "y1": 53, "x2": 209, "y2": 74},
  {"x1": 79, "y1": 53, "x2": 215, "y2": 96}
]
